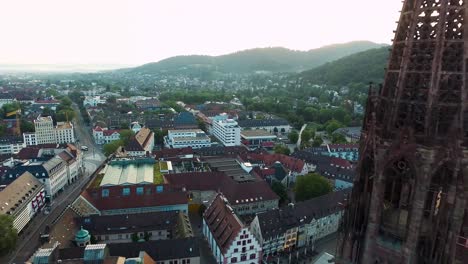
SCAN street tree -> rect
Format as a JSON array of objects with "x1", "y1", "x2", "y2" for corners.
[
  {"x1": 295, "y1": 173, "x2": 333, "y2": 202},
  {"x1": 0, "y1": 215, "x2": 18, "y2": 257}
]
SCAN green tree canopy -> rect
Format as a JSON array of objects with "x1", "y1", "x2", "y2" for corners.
[
  {"x1": 331, "y1": 133, "x2": 348, "y2": 144},
  {"x1": 294, "y1": 173, "x2": 333, "y2": 202},
  {"x1": 312, "y1": 136, "x2": 324, "y2": 147},
  {"x1": 271, "y1": 181, "x2": 288, "y2": 204},
  {"x1": 325, "y1": 119, "x2": 344, "y2": 135},
  {"x1": 0, "y1": 215, "x2": 18, "y2": 256},
  {"x1": 288, "y1": 130, "x2": 299, "y2": 144},
  {"x1": 103, "y1": 140, "x2": 124, "y2": 156},
  {"x1": 119, "y1": 129, "x2": 135, "y2": 146},
  {"x1": 274, "y1": 145, "x2": 290, "y2": 155}
]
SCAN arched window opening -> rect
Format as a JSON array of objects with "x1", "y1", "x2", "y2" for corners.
[
  {"x1": 423, "y1": 165, "x2": 451, "y2": 217},
  {"x1": 378, "y1": 158, "x2": 415, "y2": 249}
]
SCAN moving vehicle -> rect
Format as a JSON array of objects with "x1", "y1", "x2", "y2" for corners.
[{"x1": 81, "y1": 145, "x2": 89, "y2": 151}]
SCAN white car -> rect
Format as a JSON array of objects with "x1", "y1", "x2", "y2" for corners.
[{"x1": 81, "y1": 146, "x2": 89, "y2": 151}]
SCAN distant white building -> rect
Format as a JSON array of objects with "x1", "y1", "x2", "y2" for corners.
[
  {"x1": 83, "y1": 96, "x2": 106, "y2": 107},
  {"x1": 164, "y1": 129, "x2": 211, "y2": 149},
  {"x1": 23, "y1": 133, "x2": 37, "y2": 146},
  {"x1": 212, "y1": 119, "x2": 241, "y2": 147}
]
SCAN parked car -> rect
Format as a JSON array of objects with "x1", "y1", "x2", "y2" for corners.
[{"x1": 81, "y1": 145, "x2": 89, "y2": 151}]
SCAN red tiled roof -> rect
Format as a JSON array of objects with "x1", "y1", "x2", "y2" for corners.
[
  {"x1": 16, "y1": 147, "x2": 40, "y2": 159},
  {"x1": 203, "y1": 194, "x2": 243, "y2": 254},
  {"x1": 328, "y1": 144, "x2": 359, "y2": 150},
  {"x1": 82, "y1": 185, "x2": 187, "y2": 211},
  {"x1": 164, "y1": 172, "x2": 278, "y2": 205},
  {"x1": 103, "y1": 129, "x2": 120, "y2": 136},
  {"x1": 330, "y1": 157, "x2": 352, "y2": 168},
  {"x1": 93, "y1": 126, "x2": 104, "y2": 132},
  {"x1": 239, "y1": 153, "x2": 305, "y2": 173}
]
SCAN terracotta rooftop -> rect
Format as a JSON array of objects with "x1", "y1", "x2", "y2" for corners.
[{"x1": 203, "y1": 193, "x2": 243, "y2": 254}]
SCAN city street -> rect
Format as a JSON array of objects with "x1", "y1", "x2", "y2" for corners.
[{"x1": 2, "y1": 105, "x2": 105, "y2": 264}]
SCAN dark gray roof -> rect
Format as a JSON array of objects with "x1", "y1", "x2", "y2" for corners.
[
  {"x1": 107, "y1": 237, "x2": 200, "y2": 261},
  {"x1": 256, "y1": 189, "x2": 351, "y2": 240},
  {"x1": 76, "y1": 211, "x2": 179, "y2": 235},
  {"x1": 237, "y1": 119, "x2": 289, "y2": 128}
]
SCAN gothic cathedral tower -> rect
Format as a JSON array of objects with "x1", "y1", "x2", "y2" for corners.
[{"x1": 337, "y1": 0, "x2": 468, "y2": 263}]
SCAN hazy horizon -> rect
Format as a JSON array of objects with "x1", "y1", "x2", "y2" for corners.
[{"x1": 0, "y1": 0, "x2": 402, "y2": 66}]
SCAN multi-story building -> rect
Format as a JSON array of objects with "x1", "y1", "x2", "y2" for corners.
[
  {"x1": 70, "y1": 184, "x2": 188, "y2": 216},
  {"x1": 76, "y1": 211, "x2": 183, "y2": 243},
  {"x1": 249, "y1": 189, "x2": 350, "y2": 258},
  {"x1": 92, "y1": 126, "x2": 120, "y2": 145},
  {"x1": 0, "y1": 172, "x2": 45, "y2": 233},
  {"x1": 5, "y1": 148, "x2": 82, "y2": 199},
  {"x1": 23, "y1": 132, "x2": 37, "y2": 146},
  {"x1": 34, "y1": 116, "x2": 55, "y2": 145},
  {"x1": 203, "y1": 193, "x2": 262, "y2": 264},
  {"x1": 237, "y1": 119, "x2": 291, "y2": 134},
  {"x1": 0, "y1": 136, "x2": 25, "y2": 154},
  {"x1": 125, "y1": 127, "x2": 154, "y2": 156},
  {"x1": 24, "y1": 116, "x2": 75, "y2": 146},
  {"x1": 212, "y1": 119, "x2": 241, "y2": 147},
  {"x1": 83, "y1": 96, "x2": 106, "y2": 107},
  {"x1": 164, "y1": 172, "x2": 279, "y2": 216},
  {"x1": 55, "y1": 121, "x2": 75, "y2": 144},
  {"x1": 33, "y1": 238, "x2": 201, "y2": 264},
  {"x1": 164, "y1": 129, "x2": 211, "y2": 149}
]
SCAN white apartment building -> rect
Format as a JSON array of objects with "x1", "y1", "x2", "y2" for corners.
[
  {"x1": 164, "y1": 129, "x2": 211, "y2": 149},
  {"x1": 0, "y1": 136, "x2": 25, "y2": 154},
  {"x1": 203, "y1": 194, "x2": 262, "y2": 264},
  {"x1": 24, "y1": 116, "x2": 75, "y2": 146},
  {"x1": 0, "y1": 172, "x2": 45, "y2": 233},
  {"x1": 55, "y1": 122, "x2": 75, "y2": 144},
  {"x1": 34, "y1": 116, "x2": 55, "y2": 145},
  {"x1": 83, "y1": 96, "x2": 106, "y2": 107},
  {"x1": 23, "y1": 133, "x2": 37, "y2": 146},
  {"x1": 92, "y1": 126, "x2": 121, "y2": 145},
  {"x1": 212, "y1": 119, "x2": 241, "y2": 147}
]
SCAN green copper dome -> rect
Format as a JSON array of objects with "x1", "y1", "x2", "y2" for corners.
[{"x1": 75, "y1": 226, "x2": 90, "y2": 242}]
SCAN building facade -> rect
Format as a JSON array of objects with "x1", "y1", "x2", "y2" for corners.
[
  {"x1": 34, "y1": 116, "x2": 55, "y2": 145},
  {"x1": 55, "y1": 122, "x2": 75, "y2": 144},
  {"x1": 203, "y1": 194, "x2": 262, "y2": 264},
  {"x1": 212, "y1": 119, "x2": 241, "y2": 147},
  {"x1": 0, "y1": 136, "x2": 25, "y2": 154},
  {"x1": 164, "y1": 129, "x2": 211, "y2": 149},
  {"x1": 0, "y1": 172, "x2": 45, "y2": 233}
]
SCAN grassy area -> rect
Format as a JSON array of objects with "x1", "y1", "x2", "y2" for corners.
[
  {"x1": 154, "y1": 163, "x2": 163, "y2": 184},
  {"x1": 159, "y1": 161, "x2": 168, "y2": 171}
]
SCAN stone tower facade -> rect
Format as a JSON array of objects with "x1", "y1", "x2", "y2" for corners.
[{"x1": 337, "y1": 0, "x2": 468, "y2": 263}]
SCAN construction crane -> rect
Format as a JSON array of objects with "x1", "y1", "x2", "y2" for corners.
[{"x1": 6, "y1": 109, "x2": 21, "y2": 136}]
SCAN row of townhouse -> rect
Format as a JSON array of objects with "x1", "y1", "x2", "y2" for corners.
[
  {"x1": 2, "y1": 146, "x2": 83, "y2": 199},
  {"x1": 249, "y1": 189, "x2": 351, "y2": 258}
]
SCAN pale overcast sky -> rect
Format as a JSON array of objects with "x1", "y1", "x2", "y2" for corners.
[{"x1": 0, "y1": 0, "x2": 402, "y2": 65}]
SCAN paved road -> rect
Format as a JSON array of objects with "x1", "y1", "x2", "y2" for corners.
[
  {"x1": 296, "y1": 124, "x2": 308, "y2": 149},
  {"x1": 3, "y1": 105, "x2": 105, "y2": 264}
]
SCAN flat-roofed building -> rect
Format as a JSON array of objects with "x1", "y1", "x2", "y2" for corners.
[
  {"x1": 240, "y1": 129, "x2": 276, "y2": 149},
  {"x1": 34, "y1": 116, "x2": 55, "y2": 145},
  {"x1": 100, "y1": 158, "x2": 155, "y2": 187},
  {"x1": 0, "y1": 172, "x2": 45, "y2": 233},
  {"x1": 55, "y1": 121, "x2": 75, "y2": 144},
  {"x1": 164, "y1": 129, "x2": 211, "y2": 149},
  {"x1": 212, "y1": 119, "x2": 241, "y2": 147}
]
